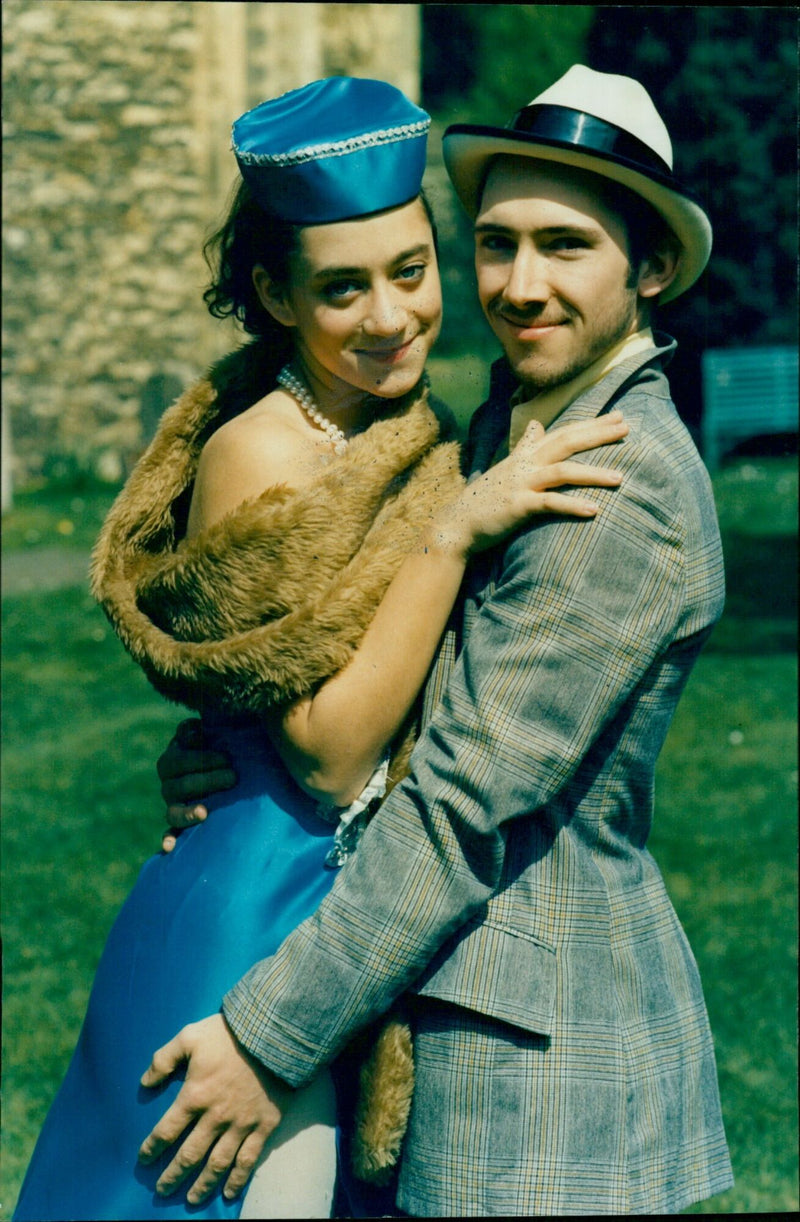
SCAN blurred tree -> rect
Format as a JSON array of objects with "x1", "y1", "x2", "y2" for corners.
[
  {"x1": 422, "y1": 3, "x2": 481, "y2": 111},
  {"x1": 588, "y1": 6, "x2": 798, "y2": 429},
  {"x1": 423, "y1": 4, "x2": 594, "y2": 123}
]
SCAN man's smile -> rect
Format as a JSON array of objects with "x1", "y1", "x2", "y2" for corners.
[{"x1": 495, "y1": 312, "x2": 570, "y2": 341}]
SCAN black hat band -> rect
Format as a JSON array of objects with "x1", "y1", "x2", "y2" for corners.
[{"x1": 510, "y1": 104, "x2": 674, "y2": 180}]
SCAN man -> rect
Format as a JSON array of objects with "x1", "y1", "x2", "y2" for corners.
[{"x1": 144, "y1": 67, "x2": 733, "y2": 1214}]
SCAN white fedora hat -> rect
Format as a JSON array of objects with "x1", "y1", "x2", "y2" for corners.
[{"x1": 442, "y1": 65, "x2": 712, "y2": 303}]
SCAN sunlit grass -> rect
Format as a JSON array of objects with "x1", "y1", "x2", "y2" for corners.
[
  {"x1": 1, "y1": 479, "x2": 119, "y2": 552},
  {"x1": 1, "y1": 586, "x2": 179, "y2": 1212},
  {"x1": 652, "y1": 653, "x2": 798, "y2": 1213}
]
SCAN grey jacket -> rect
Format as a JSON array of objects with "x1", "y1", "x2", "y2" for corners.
[{"x1": 224, "y1": 339, "x2": 734, "y2": 1215}]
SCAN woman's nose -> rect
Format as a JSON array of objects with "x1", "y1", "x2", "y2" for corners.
[{"x1": 362, "y1": 284, "x2": 408, "y2": 336}]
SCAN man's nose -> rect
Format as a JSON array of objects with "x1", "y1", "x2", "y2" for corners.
[
  {"x1": 503, "y1": 246, "x2": 550, "y2": 308},
  {"x1": 363, "y1": 283, "x2": 408, "y2": 336}
]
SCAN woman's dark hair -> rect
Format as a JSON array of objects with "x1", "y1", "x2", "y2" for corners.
[
  {"x1": 202, "y1": 182, "x2": 439, "y2": 340},
  {"x1": 418, "y1": 189, "x2": 439, "y2": 253},
  {"x1": 202, "y1": 180, "x2": 301, "y2": 340}
]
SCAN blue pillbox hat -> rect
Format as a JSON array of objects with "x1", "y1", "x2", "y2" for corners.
[{"x1": 232, "y1": 77, "x2": 431, "y2": 224}]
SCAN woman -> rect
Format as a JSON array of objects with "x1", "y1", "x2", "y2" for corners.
[{"x1": 13, "y1": 77, "x2": 627, "y2": 1222}]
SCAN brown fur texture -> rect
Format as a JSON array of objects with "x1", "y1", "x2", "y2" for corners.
[
  {"x1": 90, "y1": 339, "x2": 465, "y2": 1182},
  {"x1": 91, "y1": 341, "x2": 463, "y2": 720},
  {"x1": 351, "y1": 1011, "x2": 416, "y2": 1185}
]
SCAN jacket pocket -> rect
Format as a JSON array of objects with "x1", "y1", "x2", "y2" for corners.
[{"x1": 410, "y1": 919, "x2": 557, "y2": 1036}]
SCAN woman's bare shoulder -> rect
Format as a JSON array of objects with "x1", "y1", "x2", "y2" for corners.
[
  {"x1": 188, "y1": 390, "x2": 313, "y2": 535},
  {"x1": 205, "y1": 389, "x2": 303, "y2": 462}
]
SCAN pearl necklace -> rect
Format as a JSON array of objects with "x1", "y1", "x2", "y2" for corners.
[{"x1": 277, "y1": 365, "x2": 348, "y2": 455}]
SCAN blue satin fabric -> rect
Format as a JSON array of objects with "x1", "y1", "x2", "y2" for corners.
[
  {"x1": 232, "y1": 76, "x2": 429, "y2": 223},
  {"x1": 240, "y1": 139, "x2": 428, "y2": 226},
  {"x1": 14, "y1": 718, "x2": 339, "y2": 1221},
  {"x1": 234, "y1": 77, "x2": 427, "y2": 162}
]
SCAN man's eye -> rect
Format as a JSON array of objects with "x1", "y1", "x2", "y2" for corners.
[
  {"x1": 549, "y1": 237, "x2": 589, "y2": 252},
  {"x1": 479, "y1": 234, "x2": 515, "y2": 253}
]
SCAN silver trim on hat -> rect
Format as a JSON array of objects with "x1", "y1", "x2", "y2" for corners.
[{"x1": 234, "y1": 118, "x2": 430, "y2": 167}]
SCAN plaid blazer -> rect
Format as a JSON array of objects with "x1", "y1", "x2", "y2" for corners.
[{"x1": 225, "y1": 339, "x2": 734, "y2": 1215}]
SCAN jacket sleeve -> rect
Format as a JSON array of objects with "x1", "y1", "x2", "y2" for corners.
[{"x1": 222, "y1": 418, "x2": 692, "y2": 1085}]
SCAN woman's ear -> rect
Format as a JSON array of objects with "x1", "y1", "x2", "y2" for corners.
[
  {"x1": 636, "y1": 242, "x2": 680, "y2": 300},
  {"x1": 253, "y1": 265, "x2": 297, "y2": 327}
]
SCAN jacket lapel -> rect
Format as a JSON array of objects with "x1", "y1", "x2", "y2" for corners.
[
  {"x1": 468, "y1": 335, "x2": 676, "y2": 471},
  {"x1": 552, "y1": 334, "x2": 676, "y2": 429}
]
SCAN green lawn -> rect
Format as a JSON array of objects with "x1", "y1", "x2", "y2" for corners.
[{"x1": 1, "y1": 456, "x2": 797, "y2": 1217}]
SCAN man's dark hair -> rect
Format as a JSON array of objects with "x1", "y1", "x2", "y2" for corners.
[{"x1": 593, "y1": 177, "x2": 680, "y2": 286}]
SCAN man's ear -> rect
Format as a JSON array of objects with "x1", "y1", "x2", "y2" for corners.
[
  {"x1": 253, "y1": 265, "x2": 296, "y2": 327},
  {"x1": 636, "y1": 243, "x2": 680, "y2": 301}
]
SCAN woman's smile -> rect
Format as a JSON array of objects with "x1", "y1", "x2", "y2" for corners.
[{"x1": 353, "y1": 335, "x2": 421, "y2": 364}]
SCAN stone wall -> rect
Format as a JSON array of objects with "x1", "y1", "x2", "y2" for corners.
[{"x1": 2, "y1": 1, "x2": 421, "y2": 490}]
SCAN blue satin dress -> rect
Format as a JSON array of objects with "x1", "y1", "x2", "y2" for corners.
[{"x1": 14, "y1": 717, "x2": 341, "y2": 1221}]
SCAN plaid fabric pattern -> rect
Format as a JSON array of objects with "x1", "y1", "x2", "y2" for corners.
[{"x1": 224, "y1": 340, "x2": 733, "y2": 1214}]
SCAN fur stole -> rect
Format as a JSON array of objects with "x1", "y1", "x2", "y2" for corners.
[
  {"x1": 91, "y1": 339, "x2": 463, "y2": 721},
  {"x1": 90, "y1": 339, "x2": 464, "y2": 1182}
]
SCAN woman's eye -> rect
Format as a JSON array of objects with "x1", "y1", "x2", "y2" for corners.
[{"x1": 322, "y1": 280, "x2": 360, "y2": 301}]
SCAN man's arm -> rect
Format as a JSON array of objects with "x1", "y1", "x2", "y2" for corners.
[
  {"x1": 141, "y1": 411, "x2": 697, "y2": 1199},
  {"x1": 157, "y1": 413, "x2": 629, "y2": 824}
]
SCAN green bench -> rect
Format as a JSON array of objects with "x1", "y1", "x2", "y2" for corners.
[{"x1": 701, "y1": 346, "x2": 798, "y2": 470}]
